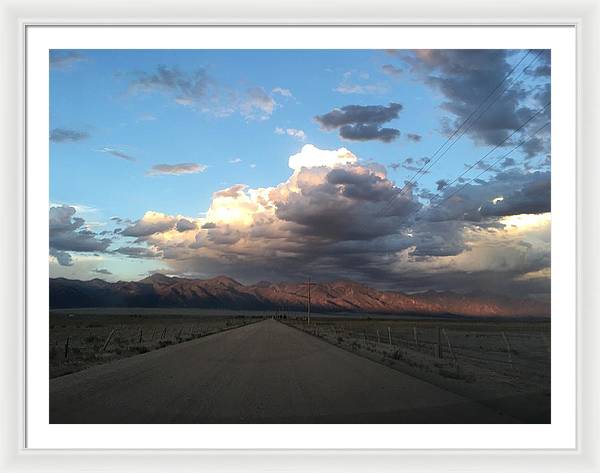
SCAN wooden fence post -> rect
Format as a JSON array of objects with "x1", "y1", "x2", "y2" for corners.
[
  {"x1": 436, "y1": 327, "x2": 442, "y2": 359},
  {"x1": 442, "y1": 328, "x2": 457, "y2": 365},
  {"x1": 387, "y1": 327, "x2": 392, "y2": 345},
  {"x1": 377, "y1": 329, "x2": 381, "y2": 343},
  {"x1": 102, "y1": 329, "x2": 116, "y2": 352},
  {"x1": 64, "y1": 336, "x2": 70, "y2": 360},
  {"x1": 501, "y1": 332, "x2": 513, "y2": 368},
  {"x1": 413, "y1": 327, "x2": 419, "y2": 347},
  {"x1": 138, "y1": 328, "x2": 143, "y2": 343}
]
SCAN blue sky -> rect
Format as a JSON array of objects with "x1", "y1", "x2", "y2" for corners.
[{"x1": 49, "y1": 49, "x2": 552, "y2": 298}]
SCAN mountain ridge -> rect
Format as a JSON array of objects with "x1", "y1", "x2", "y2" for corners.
[{"x1": 49, "y1": 275, "x2": 550, "y2": 318}]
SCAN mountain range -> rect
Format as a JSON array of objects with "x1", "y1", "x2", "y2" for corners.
[{"x1": 49, "y1": 274, "x2": 550, "y2": 318}]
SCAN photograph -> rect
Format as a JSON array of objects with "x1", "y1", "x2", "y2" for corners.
[{"x1": 48, "y1": 48, "x2": 552, "y2": 424}]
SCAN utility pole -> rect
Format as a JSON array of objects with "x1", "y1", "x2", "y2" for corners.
[{"x1": 305, "y1": 277, "x2": 316, "y2": 325}]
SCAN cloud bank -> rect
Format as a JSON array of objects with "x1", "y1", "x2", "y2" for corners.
[{"x1": 102, "y1": 144, "x2": 550, "y2": 300}]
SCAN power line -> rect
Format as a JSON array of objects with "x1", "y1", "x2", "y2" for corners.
[
  {"x1": 428, "y1": 120, "x2": 551, "y2": 211},
  {"x1": 415, "y1": 49, "x2": 544, "y2": 180},
  {"x1": 434, "y1": 101, "x2": 550, "y2": 194},
  {"x1": 379, "y1": 49, "x2": 543, "y2": 217}
]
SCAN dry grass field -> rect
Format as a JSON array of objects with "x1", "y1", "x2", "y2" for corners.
[{"x1": 49, "y1": 309, "x2": 261, "y2": 378}]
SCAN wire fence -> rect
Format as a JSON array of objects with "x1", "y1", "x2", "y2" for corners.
[{"x1": 286, "y1": 319, "x2": 550, "y2": 376}]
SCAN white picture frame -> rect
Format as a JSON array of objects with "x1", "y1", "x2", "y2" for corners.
[{"x1": 1, "y1": 0, "x2": 599, "y2": 471}]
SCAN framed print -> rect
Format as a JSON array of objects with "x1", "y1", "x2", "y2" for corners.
[{"x1": 1, "y1": 0, "x2": 599, "y2": 471}]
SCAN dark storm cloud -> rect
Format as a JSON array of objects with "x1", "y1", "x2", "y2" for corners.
[
  {"x1": 315, "y1": 103, "x2": 403, "y2": 129},
  {"x1": 314, "y1": 103, "x2": 403, "y2": 143},
  {"x1": 402, "y1": 49, "x2": 551, "y2": 151},
  {"x1": 201, "y1": 222, "x2": 217, "y2": 229},
  {"x1": 480, "y1": 179, "x2": 550, "y2": 217},
  {"x1": 435, "y1": 179, "x2": 448, "y2": 191},
  {"x1": 49, "y1": 248, "x2": 73, "y2": 267},
  {"x1": 406, "y1": 133, "x2": 422, "y2": 142},
  {"x1": 176, "y1": 218, "x2": 197, "y2": 232},
  {"x1": 407, "y1": 220, "x2": 469, "y2": 257},
  {"x1": 50, "y1": 128, "x2": 90, "y2": 143},
  {"x1": 92, "y1": 268, "x2": 113, "y2": 275},
  {"x1": 423, "y1": 170, "x2": 550, "y2": 222},
  {"x1": 525, "y1": 50, "x2": 551, "y2": 78},
  {"x1": 121, "y1": 215, "x2": 177, "y2": 238},
  {"x1": 50, "y1": 51, "x2": 86, "y2": 70},
  {"x1": 500, "y1": 157, "x2": 516, "y2": 168},
  {"x1": 49, "y1": 205, "x2": 112, "y2": 266},
  {"x1": 274, "y1": 166, "x2": 420, "y2": 241},
  {"x1": 339, "y1": 125, "x2": 400, "y2": 143}
]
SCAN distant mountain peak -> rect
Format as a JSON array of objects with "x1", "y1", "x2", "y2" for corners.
[
  {"x1": 140, "y1": 273, "x2": 173, "y2": 284},
  {"x1": 207, "y1": 275, "x2": 243, "y2": 287}
]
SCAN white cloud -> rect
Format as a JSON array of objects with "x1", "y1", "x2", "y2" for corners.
[
  {"x1": 272, "y1": 87, "x2": 293, "y2": 98},
  {"x1": 334, "y1": 71, "x2": 388, "y2": 95},
  {"x1": 240, "y1": 87, "x2": 276, "y2": 120},
  {"x1": 288, "y1": 144, "x2": 357, "y2": 171},
  {"x1": 275, "y1": 127, "x2": 307, "y2": 141}
]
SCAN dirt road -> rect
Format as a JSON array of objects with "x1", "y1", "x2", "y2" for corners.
[{"x1": 50, "y1": 319, "x2": 515, "y2": 423}]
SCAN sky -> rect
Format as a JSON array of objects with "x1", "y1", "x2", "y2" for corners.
[{"x1": 49, "y1": 49, "x2": 551, "y2": 300}]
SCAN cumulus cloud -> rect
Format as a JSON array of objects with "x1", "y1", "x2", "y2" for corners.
[
  {"x1": 176, "y1": 218, "x2": 197, "y2": 232},
  {"x1": 98, "y1": 147, "x2": 136, "y2": 161},
  {"x1": 50, "y1": 128, "x2": 90, "y2": 143},
  {"x1": 148, "y1": 163, "x2": 207, "y2": 176},
  {"x1": 49, "y1": 205, "x2": 112, "y2": 266},
  {"x1": 121, "y1": 211, "x2": 178, "y2": 238},
  {"x1": 315, "y1": 103, "x2": 403, "y2": 143}
]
